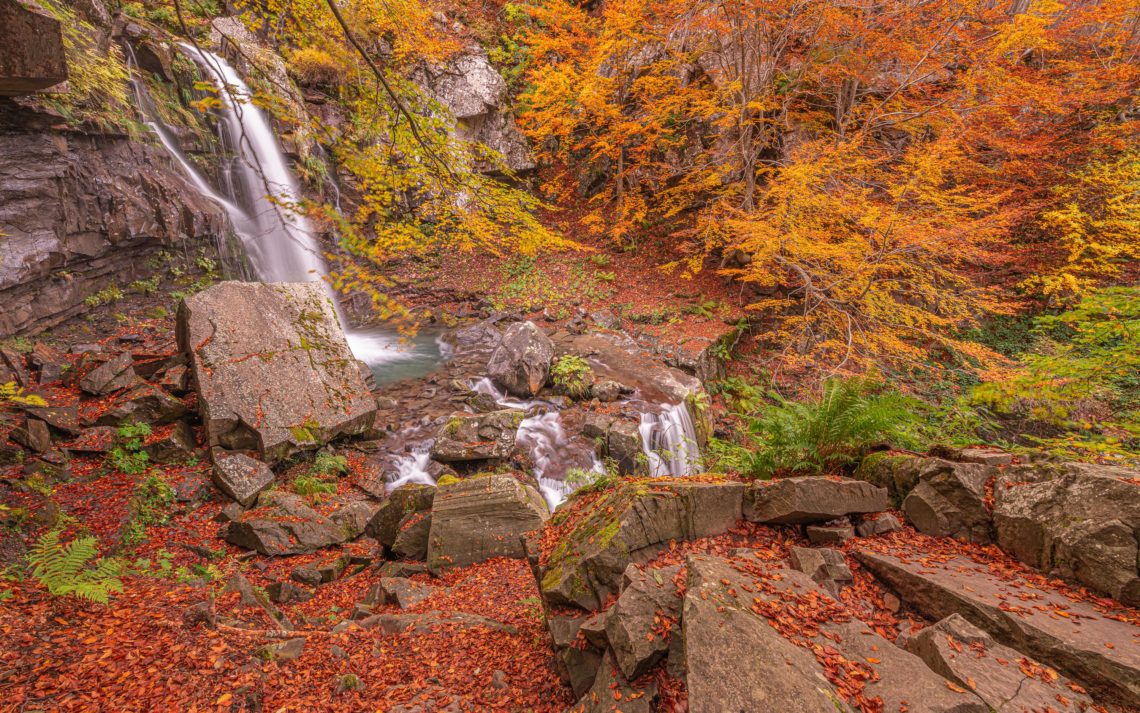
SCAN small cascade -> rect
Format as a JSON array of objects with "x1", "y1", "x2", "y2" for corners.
[
  {"x1": 386, "y1": 443, "x2": 435, "y2": 491},
  {"x1": 639, "y1": 402, "x2": 702, "y2": 477},
  {"x1": 472, "y1": 378, "x2": 604, "y2": 509}
]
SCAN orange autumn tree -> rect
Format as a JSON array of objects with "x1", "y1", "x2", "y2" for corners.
[{"x1": 519, "y1": 0, "x2": 1140, "y2": 376}]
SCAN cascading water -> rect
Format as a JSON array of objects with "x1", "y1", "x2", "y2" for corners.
[
  {"x1": 639, "y1": 402, "x2": 702, "y2": 477},
  {"x1": 387, "y1": 443, "x2": 436, "y2": 490},
  {"x1": 148, "y1": 43, "x2": 438, "y2": 375},
  {"x1": 472, "y1": 378, "x2": 605, "y2": 509}
]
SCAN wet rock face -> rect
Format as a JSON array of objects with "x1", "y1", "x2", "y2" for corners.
[
  {"x1": 486, "y1": 321, "x2": 554, "y2": 398},
  {"x1": 0, "y1": 125, "x2": 231, "y2": 338},
  {"x1": 177, "y1": 281, "x2": 377, "y2": 464}
]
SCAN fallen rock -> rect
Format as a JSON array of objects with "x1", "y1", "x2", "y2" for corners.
[
  {"x1": 267, "y1": 581, "x2": 314, "y2": 604},
  {"x1": 994, "y1": 462, "x2": 1139, "y2": 606},
  {"x1": 365, "y1": 484, "x2": 435, "y2": 548},
  {"x1": 743, "y1": 476, "x2": 887, "y2": 525},
  {"x1": 486, "y1": 321, "x2": 554, "y2": 398},
  {"x1": 683, "y1": 554, "x2": 987, "y2": 712},
  {"x1": 855, "y1": 548, "x2": 1140, "y2": 706},
  {"x1": 225, "y1": 492, "x2": 346, "y2": 555},
  {"x1": 429, "y1": 410, "x2": 522, "y2": 462},
  {"x1": 538, "y1": 480, "x2": 744, "y2": 610},
  {"x1": 177, "y1": 282, "x2": 377, "y2": 464},
  {"x1": 806, "y1": 519, "x2": 854, "y2": 545},
  {"x1": 928, "y1": 445, "x2": 1015, "y2": 466},
  {"x1": 392, "y1": 511, "x2": 432, "y2": 560},
  {"x1": 21, "y1": 405, "x2": 81, "y2": 437},
  {"x1": 570, "y1": 651, "x2": 656, "y2": 713},
  {"x1": 292, "y1": 554, "x2": 349, "y2": 584},
  {"x1": 856, "y1": 512, "x2": 902, "y2": 537},
  {"x1": 366, "y1": 577, "x2": 433, "y2": 609},
  {"x1": 604, "y1": 563, "x2": 682, "y2": 679},
  {"x1": 94, "y1": 383, "x2": 189, "y2": 427},
  {"x1": 854, "y1": 452, "x2": 927, "y2": 505},
  {"x1": 211, "y1": 451, "x2": 275, "y2": 507},
  {"x1": 78, "y1": 352, "x2": 136, "y2": 395},
  {"x1": 907, "y1": 614, "x2": 1094, "y2": 712},
  {"x1": 329, "y1": 500, "x2": 376, "y2": 541},
  {"x1": 902, "y1": 459, "x2": 994, "y2": 544},
  {"x1": 546, "y1": 613, "x2": 605, "y2": 697},
  {"x1": 427, "y1": 474, "x2": 549, "y2": 573},
  {"x1": 257, "y1": 637, "x2": 304, "y2": 662},
  {"x1": 788, "y1": 546, "x2": 852, "y2": 597},
  {"x1": 144, "y1": 421, "x2": 197, "y2": 463},
  {"x1": 11, "y1": 418, "x2": 51, "y2": 453}
]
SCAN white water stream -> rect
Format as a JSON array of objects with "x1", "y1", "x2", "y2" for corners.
[{"x1": 133, "y1": 42, "x2": 701, "y2": 507}]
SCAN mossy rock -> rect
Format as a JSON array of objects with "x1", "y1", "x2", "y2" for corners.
[
  {"x1": 854, "y1": 452, "x2": 924, "y2": 506},
  {"x1": 537, "y1": 478, "x2": 744, "y2": 610}
]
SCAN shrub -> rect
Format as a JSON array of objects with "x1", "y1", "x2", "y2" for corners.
[
  {"x1": 28, "y1": 527, "x2": 124, "y2": 604},
  {"x1": 107, "y1": 422, "x2": 151, "y2": 475},
  {"x1": 288, "y1": 48, "x2": 345, "y2": 86},
  {"x1": 721, "y1": 376, "x2": 922, "y2": 479},
  {"x1": 552, "y1": 356, "x2": 593, "y2": 399},
  {"x1": 313, "y1": 452, "x2": 348, "y2": 477}
]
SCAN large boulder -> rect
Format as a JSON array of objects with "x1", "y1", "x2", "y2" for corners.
[
  {"x1": 683, "y1": 554, "x2": 985, "y2": 713},
  {"x1": 907, "y1": 614, "x2": 1094, "y2": 712},
  {"x1": 428, "y1": 409, "x2": 522, "y2": 462},
  {"x1": 177, "y1": 282, "x2": 375, "y2": 464},
  {"x1": 537, "y1": 480, "x2": 744, "y2": 610},
  {"x1": 855, "y1": 547, "x2": 1140, "y2": 707},
  {"x1": 743, "y1": 476, "x2": 887, "y2": 524},
  {"x1": 993, "y1": 462, "x2": 1140, "y2": 606},
  {"x1": 426, "y1": 475, "x2": 549, "y2": 573},
  {"x1": 225, "y1": 491, "x2": 353, "y2": 555},
  {"x1": 486, "y1": 321, "x2": 554, "y2": 398},
  {"x1": 902, "y1": 459, "x2": 994, "y2": 544}
]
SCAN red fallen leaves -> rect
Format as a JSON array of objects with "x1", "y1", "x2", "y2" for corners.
[{"x1": 0, "y1": 558, "x2": 572, "y2": 712}]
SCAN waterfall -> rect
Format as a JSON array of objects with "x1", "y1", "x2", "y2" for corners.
[
  {"x1": 178, "y1": 44, "x2": 327, "y2": 288},
  {"x1": 639, "y1": 402, "x2": 702, "y2": 477}
]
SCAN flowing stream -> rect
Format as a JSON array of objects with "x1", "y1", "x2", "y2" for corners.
[{"x1": 132, "y1": 41, "x2": 700, "y2": 507}]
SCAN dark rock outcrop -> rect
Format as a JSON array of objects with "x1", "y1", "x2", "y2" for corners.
[
  {"x1": 0, "y1": 0, "x2": 67, "y2": 95},
  {"x1": 902, "y1": 459, "x2": 994, "y2": 544},
  {"x1": 0, "y1": 116, "x2": 231, "y2": 337}
]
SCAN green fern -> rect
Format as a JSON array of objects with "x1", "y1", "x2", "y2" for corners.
[
  {"x1": 727, "y1": 377, "x2": 922, "y2": 479},
  {"x1": 28, "y1": 528, "x2": 124, "y2": 604}
]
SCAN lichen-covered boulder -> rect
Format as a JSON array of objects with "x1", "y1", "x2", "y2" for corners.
[
  {"x1": 177, "y1": 281, "x2": 376, "y2": 464},
  {"x1": 486, "y1": 321, "x2": 554, "y2": 398},
  {"x1": 225, "y1": 491, "x2": 356, "y2": 555},
  {"x1": 743, "y1": 476, "x2": 887, "y2": 525},
  {"x1": 429, "y1": 409, "x2": 523, "y2": 462},
  {"x1": 994, "y1": 462, "x2": 1140, "y2": 606},
  {"x1": 902, "y1": 459, "x2": 995, "y2": 544},
  {"x1": 427, "y1": 475, "x2": 549, "y2": 573}
]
